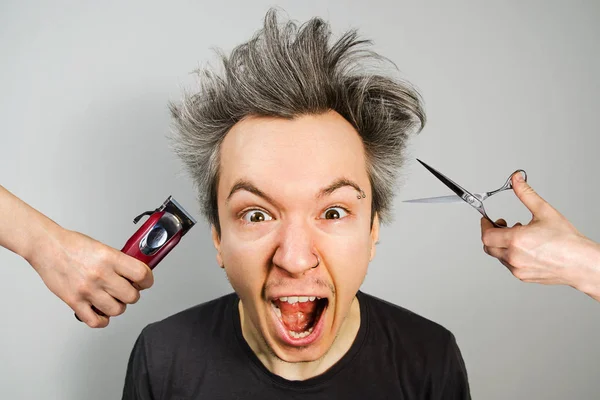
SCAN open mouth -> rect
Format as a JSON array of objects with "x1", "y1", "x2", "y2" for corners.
[{"x1": 270, "y1": 296, "x2": 329, "y2": 342}]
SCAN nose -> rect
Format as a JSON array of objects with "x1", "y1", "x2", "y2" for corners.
[{"x1": 272, "y1": 219, "x2": 319, "y2": 277}]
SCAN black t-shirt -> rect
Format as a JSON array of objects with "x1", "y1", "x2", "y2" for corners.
[{"x1": 122, "y1": 291, "x2": 470, "y2": 399}]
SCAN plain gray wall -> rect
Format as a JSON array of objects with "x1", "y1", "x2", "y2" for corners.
[{"x1": 1, "y1": 1, "x2": 598, "y2": 399}]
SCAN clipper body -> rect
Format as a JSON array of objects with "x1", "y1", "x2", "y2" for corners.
[
  {"x1": 122, "y1": 196, "x2": 196, "y2": 269},
  {"x1": 121, "y1": 212, "x2": 183, "y2": 269}
]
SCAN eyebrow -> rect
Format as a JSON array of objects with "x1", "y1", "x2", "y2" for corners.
[
  {"x1": 316, "y1": 178, "x2": 364, "y2": 199},
  {"x1": 226, "y1": 177, "x2": 364, "y2": 205},
  {"x1": 226, "y1": 179, "x2": 277, "y2": 205}
]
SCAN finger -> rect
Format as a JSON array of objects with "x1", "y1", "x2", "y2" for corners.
[
  {"x1": 103, "y1": 275, "x2": 141, "y2": 305},
  {"x1": 480, "y1": 216, "x2": 494, "y2": 231},
  {"x1": 481, "y1": 218, "x2": 512, "y2": 248},
  {"x1": 89, "y1": 292, "x2": 127, "y2": 317},
  {"x1": 115, "y1": 254, "x2": 154, "y2": 290},
  {"x1": 483, "y1": 246, "x2": 523, "y2": 279},
  {"x1": 511, "y1": 172, "x2": 552, "y2": 219},
  {"x1": 484, "y1": 251, "x2": 527, "y2": 281},
  {"x1": 74, "y1": 303, "x2": 110, "y2": 328},
  {"x1": 483, "y1": 244, "x2": 507, "y2": 260},
  {"x1": 499, "y1": 260, "x2": 518, "y2": 276}
]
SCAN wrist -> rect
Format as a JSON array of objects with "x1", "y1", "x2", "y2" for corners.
[
  {"x1": 22, "y1": 215, "x2": 65, "y2": 273},
  {"x1": 569, "y1": 236, "x2": 600, "y2": 301}
]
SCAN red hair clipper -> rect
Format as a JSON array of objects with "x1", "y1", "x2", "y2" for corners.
[
  {"x1": 76, "y1": 196, "x2": 196, "y2": 321},
  {"x1": 121, "y1": 195, "x2": 196, "y2": 269}
]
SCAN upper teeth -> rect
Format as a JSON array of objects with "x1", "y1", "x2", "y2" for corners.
[{"x1": 278, "y1": 296, "x2": 318, "y2": 304}]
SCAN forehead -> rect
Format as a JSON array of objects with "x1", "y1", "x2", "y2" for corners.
[{"x1": 218, "y1": 111, "x2": 369, "y2": 196}]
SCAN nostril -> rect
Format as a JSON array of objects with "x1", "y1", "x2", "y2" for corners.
[{"x1": 273, "y1": 252, "x2": 320, "y2": 275}]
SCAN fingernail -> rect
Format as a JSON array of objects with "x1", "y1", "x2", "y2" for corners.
[{"x1": 515, "y1": 172, "x2": 524, "y2": 182}]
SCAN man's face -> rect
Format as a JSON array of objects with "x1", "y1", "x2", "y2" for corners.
[{"x1": 212, "y1": 110, "x2": 379, "y2": 363}]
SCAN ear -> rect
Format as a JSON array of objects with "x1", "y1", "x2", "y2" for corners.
[
  {"x1": 369, "y1": 213, "x2": 380, "y2": 261},
  {"x1": 211, "y1": 225, "x2": 224, "y2": 268}
]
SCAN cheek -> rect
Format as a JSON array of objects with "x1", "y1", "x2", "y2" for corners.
[
  {"x1": 219, "y1": 231, "x2": 272, "y2": 300},
  {"x1": 322, "y1": 230, "x2": 372, "y2": 292}
]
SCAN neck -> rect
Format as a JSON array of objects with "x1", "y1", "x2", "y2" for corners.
[{"x1": 239, "y1": 296, "x2": 361, "y2": 381}]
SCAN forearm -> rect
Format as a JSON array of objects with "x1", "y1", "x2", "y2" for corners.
[{"x1": 0, "y1": 184, "x2": 63, "y2": 267}]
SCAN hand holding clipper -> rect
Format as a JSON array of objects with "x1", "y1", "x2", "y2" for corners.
[{"x1": 74, "y1": 196, "x2": 196, "y2": 323}]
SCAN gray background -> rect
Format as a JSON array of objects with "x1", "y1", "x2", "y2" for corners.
[{"x1": 1, "y1": 1, "x2": 598, "y2": 399}]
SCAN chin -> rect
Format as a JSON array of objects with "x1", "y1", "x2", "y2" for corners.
[{"x1": 272, "y1": 341, "x2": 332, "y2": 363}]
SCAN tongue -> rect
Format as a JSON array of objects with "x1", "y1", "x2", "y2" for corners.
[{"x1": 276, "y1": 300, "x2": 319, "y2": 332}]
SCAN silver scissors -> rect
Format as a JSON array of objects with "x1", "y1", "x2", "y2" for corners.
[{"x1": 404, "y1": 159, "x2": 527, "y2": 228}]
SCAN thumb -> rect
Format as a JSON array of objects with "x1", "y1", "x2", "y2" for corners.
[{"x1": 511, "y1": 172, "x2": 551, "y2": 218}]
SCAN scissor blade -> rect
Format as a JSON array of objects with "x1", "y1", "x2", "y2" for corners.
[
  {"x1": 416, "y1": 159, "x2": 479, "y2": 205},
  {"x1": 403, "y1": 195, "x2": 464, "y2": 203},
  {"x1": 403, "y1": 192, "x2": 485, "y2": 204}
]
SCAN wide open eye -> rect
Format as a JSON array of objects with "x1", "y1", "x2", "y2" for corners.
[
  {"x1": 320, "y1": 206, "x2": 349, "y2": 220},
  {"x1": 242, "y1": 209, "x2": 273, "y2": 223}
]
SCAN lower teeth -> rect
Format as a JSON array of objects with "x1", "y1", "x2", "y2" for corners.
[
  {"x1": 271, "y1": 302, "x2": 318, "y2": 339},
  {"x1": 289, "y1": 327, "x2": 314, "y2": 339}
]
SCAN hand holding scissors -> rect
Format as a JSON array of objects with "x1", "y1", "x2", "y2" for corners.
[{"x1": 406, "y1": 159, "x2": 600, "y2": 302}]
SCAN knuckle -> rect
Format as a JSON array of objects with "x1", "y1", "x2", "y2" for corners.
[
  {"x1": 97, "y1": 318, "x2": 110, "y2": 328},
  {"x1": 508, "y1": 233, "x2": 523, "y2": 249},
  {"x1": 116, "y1": 303, "x2": 127, "y2": 316},
  {"x1": 481, "y1": 231, "x2": 492, "y2": 246},
  {"x1": 146, "y1": 270, "x2": 155, "y2": 286},
  {"x1": 513, "y1": 269, "x2": 526, "y2": 281},
  {"x1": 123, "y1": 289, "x2": 141, "y2": 304},
  {"x1": 131, "y1": 264, "x2": 150, "y2": 283},
  {"x1": 75, "y1": 281, "x2": 92, "y2": 297},
  {"x1": 96, "y1": 245, "x2": 112, "y2": 261},
  {"x1": 86, "y1": 265, "x2": 104, "y2": 282},
  {"x1": 87, "y1": 318, "x2": 102, "y2": 329},
  {"x1": 523, "y1": 185, "x2": 537, "y2": 196},
  {"x1": 65, "y1": 295, "x2": 80, "y2": 309},
  {"x1": 505, "y1": 248, "x2": 518, "y2": 266},
  {"x1": 108, "y1": 302, "x2": 127, "y2": 317}
]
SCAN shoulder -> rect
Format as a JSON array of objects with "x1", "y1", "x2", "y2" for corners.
[
  {"x1": 138, "y1": 292, "x2": 237, "y2": 346},
  {"x1": 358, "y1": 292, "x2": 470, "y2": 396},
  {"x1": 123, "y1": 293, "x2": 242, "y2": 396},
  {"x1": 359, "y1": 291, "x2": 457, "y2": 350}
]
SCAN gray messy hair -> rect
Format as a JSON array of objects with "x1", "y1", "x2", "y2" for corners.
[{"x1": 168, "y1": 8, "x2": 426, "y2": 236}]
